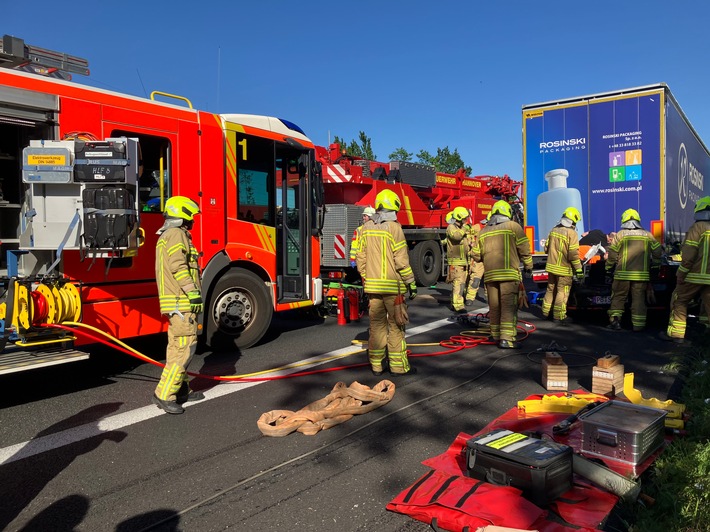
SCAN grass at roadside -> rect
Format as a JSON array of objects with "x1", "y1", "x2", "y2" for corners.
[{"x1": 630, "y1": 329, "x2": 710, "y2": 531}]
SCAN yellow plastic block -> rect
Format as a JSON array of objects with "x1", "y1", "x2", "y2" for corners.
[
  {"x1": 623, "y1": 373, "x2": 686, "y2": 418},
  {"x1": 518, "y1": 393, "x2": 606, "y2": 415}
]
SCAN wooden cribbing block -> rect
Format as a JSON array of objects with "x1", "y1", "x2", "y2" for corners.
[
  {"x1": 597, "y1": 353, "x2": 620, "y2": 369},
  {"x1": 542, "y1": 358, "x2": 568, "y2": 391},
  {"x1": 545, "y1": 352, "x2": 563, "y2": 365},
  {"x1": 592, "y1": 363, "x2": 625, "y2": 396}
]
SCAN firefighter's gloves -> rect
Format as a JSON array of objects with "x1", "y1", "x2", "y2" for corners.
[
  {"x1": 523, "y1": 268, "x2": 533, "y2": 279},
  {"x1": 350, "y1": 260, "x2": 357, "y2": 268},
  {"x1": 187, "y1": 290, "x2": 204, "y2": 313},
  {"x1": 575, "y1": 269, "x2": 584, "y2": 281},
  {"x1": 408, "y1": 283, "x2": 418, "y2": 300}
]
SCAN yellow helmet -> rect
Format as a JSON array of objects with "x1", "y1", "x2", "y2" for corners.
[
  {"x1": 452, "y1": 206, "x2": 469, "y2": 221},
  {"x1": 695, "y1": 196, "x2": 710, "y2": 213},
  {"x1": 562, "y1": 207, "x2": 581, "y2": 224},
  {"x1": 621, "y1": 208, "x2": 640, "y2": 224},
  {"x1": 491, "y1": 200, "x2": 512, "y2": 218},
  {"x1": 375, "y1": 189, "x2": 401, "y2": 212},
  {"x1": 165, "y1": 196, "x2": 200, "y2": 221}
]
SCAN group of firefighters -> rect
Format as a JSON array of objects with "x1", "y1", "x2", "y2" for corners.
[
  {"x1": 148, "y1": 190, "x2": 710, "y2": 414},
  {"x1": 350, "y1": 191, "x2": 710, "y2": 378}
]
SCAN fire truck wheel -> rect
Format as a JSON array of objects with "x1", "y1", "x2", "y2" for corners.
[
  {"x1": 409, "y1": 240, "x2": 442, "y2": 287},
  {"x1": 205, "y1": 268, "x2": 273, "y2": 350}
]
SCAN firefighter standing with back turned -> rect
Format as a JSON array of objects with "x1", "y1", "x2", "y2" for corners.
[
  {"x1": 472, "y1": 200, "x2": 532, "y2": 349},
  {"x1": 446, "y1": 206, "x2": 472, "y2": 312},
  {"x1": 356, "y1": 189, "x2": 417, "y2": 376},
  {"x1": 662, "y1": 196, "x2": 710, "y2": 344},
  {"x1": 152, "y1": 196, "x2": 206, "y2": 415},
  {"x1": 465, "y1": 218, "x2": 486, "y2": 305},
  {"x1": 541, "y1": 207, "x2": 583, "y2": 325},
  {"x1": 605, "y1": 208, "x2": 662, "y2": 331},
  {"x1": 349, "y1": 206, "x2": 376, "y2": 268}
]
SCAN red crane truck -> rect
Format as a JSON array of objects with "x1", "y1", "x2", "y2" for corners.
[{"x1": 316, "y1": 143, "x2": 522, "y2": 293}]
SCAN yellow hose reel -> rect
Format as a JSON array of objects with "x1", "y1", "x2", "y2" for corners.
[{"x1": 4, "y1": 280, "x2": 81, "y2": 330}]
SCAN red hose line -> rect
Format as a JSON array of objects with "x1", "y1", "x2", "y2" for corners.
[{"x1": 43, "y1": 317, "x2": 537, "y2": 382}]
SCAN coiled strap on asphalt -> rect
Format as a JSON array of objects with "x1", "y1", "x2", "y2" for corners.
[{"x1": 257, "y1": 380, "x2": 396, "y2": 437}]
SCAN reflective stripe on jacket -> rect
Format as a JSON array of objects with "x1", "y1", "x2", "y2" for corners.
[
  {"x1": 606, "y1": 228, "x2": 662, "y2": 281},
  {"x1": 545, "y1": 225, "x2": 582, "y2": 276},
  {"x1": 356, "y1": 220, "x2": 414, "y2": 294},
  {"x1": 446, "y1": 223, "x2": 469, "y2": 266},
  {"x1": 349, "y1": 220, "x2": 374, "y2": 260},
  {"x1": 467, "y1": 223, "x2": 482, "y2": 263},
  {"x1": 679, "y1": 220, "x2": 710, "y2": 284},
  {"x1": 156, "y1": 226, "x2": 202, "y2": 314},
  {"x1": 472, "y1": 220, "x2": 533, "y2": 282}
]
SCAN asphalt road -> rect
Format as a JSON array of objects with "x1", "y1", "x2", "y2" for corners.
[{"x1": 0, "y1": 284, "x2": 684, "y2": 531}]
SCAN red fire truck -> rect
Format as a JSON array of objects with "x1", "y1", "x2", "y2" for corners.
[
  {"x1": 316, "y1": 143, "x2": 522, "y2": 287},
  {"x1": 0, "y1": 35, "x2": 325, "y2": 373}
]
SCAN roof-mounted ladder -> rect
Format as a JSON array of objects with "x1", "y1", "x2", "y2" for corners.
[{"x1": 0, "y1": 34, "x2": 89, "y2": 80}]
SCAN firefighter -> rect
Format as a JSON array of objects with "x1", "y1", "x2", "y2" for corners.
[
  {"x1": 541, "y1": 207, "x2": 583, "y2": 324},
  {"x1": 152, "y1": 196, "x2": 205, "y2": 414},
  {"x1": 605, "y1": 208, "x2": 662, "y2": 331},
  {"x1": 465, "y1": 218, "x2": 486, "y2": 305},
  {"x1": 442, "y1": 210, "x2": 455, "y2": 283},
  {"x1": 662, "y1": 196, "x2": 710, "y2": 343},
  {"x1": 349, "y1": 206, "x2": 376, "y2": 267},
  {"x1": 446, "y1": 206, "x2": 471, "y2": 312},
  {"x1": 472, "y1": 200, "x2": 532, "y2": 349},
  {"x1": 356, "y1": 189, "x2": 417, "y2": 376}
]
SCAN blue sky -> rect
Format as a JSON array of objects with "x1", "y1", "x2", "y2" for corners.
[{"x1": 6, "y1": 1, "x2": 710, "y2": 180}]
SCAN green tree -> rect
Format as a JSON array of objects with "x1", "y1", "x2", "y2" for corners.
[
  {"x1": 388, "y1": 147, "x2": 413, "y2": 162},
  {"x1": 416, "y1": 146, "x2": 471, "y2": 174},
  {"x1": 332, "y1": 131, "x2": 376, "y2": 160},
  {"x1": 331, "y1": 133, "x2": 472, "y2": 174}
]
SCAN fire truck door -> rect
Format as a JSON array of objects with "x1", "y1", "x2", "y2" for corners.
[{"x1": 275, "y1": 146, "x2": 309, "y2": 301}]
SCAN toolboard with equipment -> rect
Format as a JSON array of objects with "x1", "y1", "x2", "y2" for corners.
[{"x1": 21, "y1": 137, "x2": 141, "y2": 259}]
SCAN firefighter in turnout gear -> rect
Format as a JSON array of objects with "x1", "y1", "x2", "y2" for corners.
[
  {"x1": 662, "y1": 196, "x2": 710, "y2": 343},
  {"x1": 349, "y1": 206, "x2": 376, "y2": 268},
  {"x1": 472, "y1": 200, "x2": 533, "y2": 349},
  {"x1": 465, "y1": 218, "x2": 486, "y2": 305},
  {"x1": 605, "y1": 208, "x2": 662, "y2": 331},
  {"x1": 446, "y1": 206, "x2": 471, "y2": 312},
  {"x1": 356, "y1": 189, "x2": 417, "y2": 376},
  {"x1": 541, "y1": 207, "x2": 583, "y2": 324},
  {"x1": 152, "y1": 196, "x2": 205, "y2": 414}
]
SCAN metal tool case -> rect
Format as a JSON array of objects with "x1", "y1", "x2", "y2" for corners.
[{"x1": 579, "y1": 401, "x2": 667, "y2": 465}]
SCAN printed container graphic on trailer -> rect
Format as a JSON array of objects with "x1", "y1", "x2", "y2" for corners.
[{"x1": 522, "y1": 84, "x2": 710, "y2": 310}]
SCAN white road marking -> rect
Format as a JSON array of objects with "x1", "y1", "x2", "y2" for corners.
[{"x1": 0, "y1": 315, "x2": 475, "y2": 465}]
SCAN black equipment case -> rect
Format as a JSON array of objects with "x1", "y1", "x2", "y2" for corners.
[
  {"x1": 466, "y1": 429, "x2": 573, "y2": 507},
  {"x1": 74, "y1": 140, "x2": 130, "y2": 182},
  {"x1": 82, "y1": 186, "x2": 136, "y2": 250}
]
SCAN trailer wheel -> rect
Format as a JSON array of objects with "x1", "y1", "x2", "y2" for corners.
[
  {"x1": 205, "y1": 269, "x2": 272, "y2": 350},
  {"x1": 410, "y1": 240, "x2": 442, "y2": 287}
]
